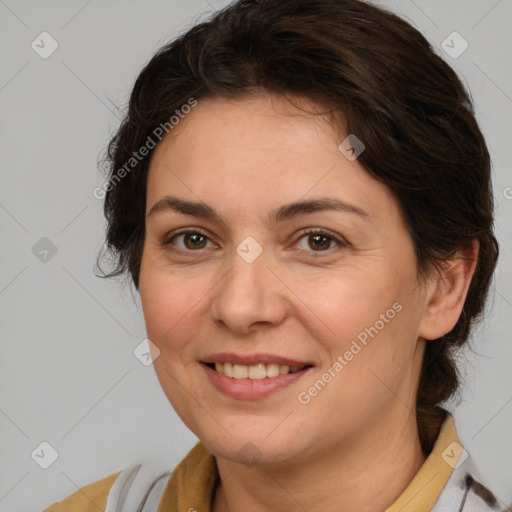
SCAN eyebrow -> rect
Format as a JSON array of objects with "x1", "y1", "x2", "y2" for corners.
[{"x1": 147, "y1": 195, "x2": 371, "y2": 225}]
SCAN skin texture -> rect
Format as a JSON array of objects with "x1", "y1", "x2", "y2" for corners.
[{"x1": 138, "y1": 93, "x2": 478, "y2": 512}]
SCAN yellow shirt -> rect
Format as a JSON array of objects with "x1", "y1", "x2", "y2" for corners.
[{"x1": 44, "y1": 414, "x2": 461, "y2": 511}]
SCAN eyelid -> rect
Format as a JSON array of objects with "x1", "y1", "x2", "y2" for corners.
[{"x1": 295, "y1": 227, "x2": 346, "y2": 245}]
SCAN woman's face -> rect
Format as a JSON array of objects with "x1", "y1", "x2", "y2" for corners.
[{"x1": 139, "y1": 94, "x2": 430, "y2": 464}]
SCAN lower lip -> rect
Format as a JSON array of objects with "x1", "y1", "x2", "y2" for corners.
[{"x1": 201, "y1": 363, "x2": 313, "y2": 399}]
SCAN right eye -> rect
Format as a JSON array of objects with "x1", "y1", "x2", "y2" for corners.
[{"x1": 163, "y1": 229, "x2": 217, "y2": 251}]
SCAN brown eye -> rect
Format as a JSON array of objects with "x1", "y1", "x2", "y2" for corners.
[
  {"x1": 164, "y1": 230, "x2": 214, "y2": 251},
  {"x1": 183, "y1": 233, "x2": 207, "y2": 250},
  {"x1": 308, "y1": 233, "x2": 331, "y2": 251},
  {"x1": 295, "y1": 229, "x2": 346, "y2": 253}
]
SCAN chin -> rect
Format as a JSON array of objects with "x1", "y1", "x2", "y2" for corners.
[{"x1": 196, "y1": 424, "x2": 312, "y2": 467}]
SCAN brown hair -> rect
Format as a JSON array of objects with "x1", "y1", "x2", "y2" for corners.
[{"x1": 97, "y1": 0, "x2": 499, "y2": 454}]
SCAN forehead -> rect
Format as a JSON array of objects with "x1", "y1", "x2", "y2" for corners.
[
  {"x1": 145, "y1": 94, "x2": 399, "y2": 225},
  {"x1": 151, "y1": 94, "x2": 341, "y2": 162}
]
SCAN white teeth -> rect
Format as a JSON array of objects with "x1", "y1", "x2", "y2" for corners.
[
  {"x1": 233, "y1": 364, "x2": 248, "y2": 379},
  {"x1": 224, "y1": 362, "x2": 233, "y2": 378},
  {"x1": 212, "y1": 362, "x2": 306, "y2": 379},
  {"x1": 266, "y1": 363, "x2": 280, "y2": 378},
  {"x1": 248, "y1": 364, "x2": 267, "y2": 380}
]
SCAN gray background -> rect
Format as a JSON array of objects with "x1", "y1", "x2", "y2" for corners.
[{"x1": 1, "y1": 0, "x2": 511, "y2": 510}]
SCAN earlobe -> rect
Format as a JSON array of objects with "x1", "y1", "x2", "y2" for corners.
[{"x1": 418, "y1": 239, "x2": 479, "y2": 341}]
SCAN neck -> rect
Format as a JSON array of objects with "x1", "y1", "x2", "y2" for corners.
[{"x1": 212, "y1": 408, "x2": 427, "y2": 512}]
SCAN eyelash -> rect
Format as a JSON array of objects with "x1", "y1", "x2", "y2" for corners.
[{"x1": 162, "y1": 228, "x2": 347, "y2": 255}]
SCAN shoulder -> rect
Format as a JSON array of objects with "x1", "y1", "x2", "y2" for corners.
[
  {"x1": 42, "y1": 446, "x2": 207, "y2": 512},
  {"x1": 43, "y1": 471, "x2": 121, "y2": 512},
  {"x1": 43, "y1": 458, "x2": 173, "y2": 512}
]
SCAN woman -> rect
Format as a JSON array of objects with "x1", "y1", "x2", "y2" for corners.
[{"x1": 45, "y1": 0, "x2": 508, "y2": 510}]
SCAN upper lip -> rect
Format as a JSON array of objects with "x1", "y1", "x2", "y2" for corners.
[{"x1": 201, "y1": 352, "x2": 313, "y2": 367}]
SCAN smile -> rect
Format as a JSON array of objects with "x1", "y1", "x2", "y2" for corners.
[
  {"x1": 208, "y1": 362, "x2": 307, "y2": 379},
  {"x1": 201, "y1": 361, "x2": 314, "y2": 400}
]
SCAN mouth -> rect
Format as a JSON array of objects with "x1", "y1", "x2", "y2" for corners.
[
  {"x1": 200, "y1": 358, "x2": 315, "y2": 399},
  {"x1": 203, "y1": 361, "x2": 313, "y2": 379},
  {"x1": 200, "y1": 353, "x2": 315, "y2": 399}
]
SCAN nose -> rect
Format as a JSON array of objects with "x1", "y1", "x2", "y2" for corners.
[{"x1": 210, "y1": 243, "x2": 288, "y2": 335}]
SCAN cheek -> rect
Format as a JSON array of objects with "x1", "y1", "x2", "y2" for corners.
[
  {"x1": 141, "y1": 284, "x2": 190, "y2": 346},
  {"x1": 139, "y1": 258, "x2": 188, "y2": 346},
  {"x1": 303, "y1": 279, "x2": 419, "y2": 422},
  {"x1": 139, "y1": 258, "x2": 220, "y2": 361},
  {"x1": 297, "y1": 269, "x2": 397, "y2": 340},
  {"x1": 303, "y1": 264, "x2": 419, "y2": 372}
]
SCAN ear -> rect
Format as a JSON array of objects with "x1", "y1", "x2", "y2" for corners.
[{"x1": 418, "y1": 239, "x2": 479, "y2": 341}]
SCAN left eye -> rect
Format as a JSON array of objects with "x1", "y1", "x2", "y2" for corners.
[
  {"x1": 163, "y1": 229, "x2": 345, "y2": 253},
  {"x1": 295, "y1": 229, "x2": 345, "y2": 252}
]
